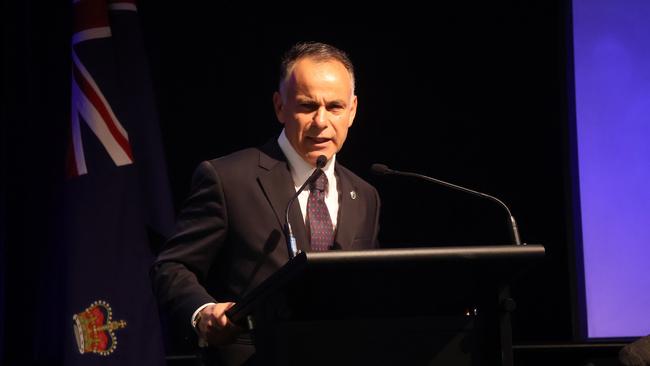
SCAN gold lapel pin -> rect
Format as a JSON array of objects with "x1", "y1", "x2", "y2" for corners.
[{"x1": 350, "y1": 190, "x2": 357, "y2": 200}]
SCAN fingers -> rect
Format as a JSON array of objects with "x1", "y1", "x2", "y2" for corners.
[
  {"x1": 210, "y1": 302, "x2": 235, "y2": 328},
  {"x1": 198, "y1": 302, "x2": 240, "y2": 346}
]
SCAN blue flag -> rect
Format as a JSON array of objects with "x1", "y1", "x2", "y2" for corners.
[{"x1": 63, "y1": 0, "x2": 173, "y2": 364}]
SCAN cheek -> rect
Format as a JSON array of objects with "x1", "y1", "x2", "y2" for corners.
[
  {"x1": 284, "y1": 122, "x2": 303, "y2": 144},
  {"x1": 284, "y1": 121, "x2": 306, "y2": 145},
  {"x1": 334, "y1": 125, "x2": 349, "y2": 146}
]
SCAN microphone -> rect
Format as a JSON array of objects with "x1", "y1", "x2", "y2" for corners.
[
  {"x1": 371, "y1": 163, "x2": 523, "y2": 245},
  {"x1": 284, "y1": 155, "x2": 328, "y2": 258}
]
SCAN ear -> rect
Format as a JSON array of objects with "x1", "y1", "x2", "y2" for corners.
[
  {"x1": 273, "y1": 91, "x2": 285, "y2": 124},
  {"x1": 347, "y1": 95, "x2": 358, "y2": 127}
]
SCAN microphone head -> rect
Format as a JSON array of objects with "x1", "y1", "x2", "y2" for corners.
[
  {"x1": 370, "y1": 163, "x2": 392, "y2": 175},
  {"x1": 316, "y1": 155, "x2": 327, "y2": 169}
]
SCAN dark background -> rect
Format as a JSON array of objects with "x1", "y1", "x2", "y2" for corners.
[
  {"x1": 2, "y1": 0, "x2": 597, "y2": 364},
  {"x1": 139, "y1": 0, "x2": 574, "y2": 343}
]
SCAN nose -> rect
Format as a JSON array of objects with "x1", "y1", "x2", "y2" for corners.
[{"x1": 313, "y1": 106, "x2": 328, "y2": 128}]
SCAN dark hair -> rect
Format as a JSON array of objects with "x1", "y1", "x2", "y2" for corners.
[{"x1": 279, "y1": 42, "x2": 355, "y2": 90}]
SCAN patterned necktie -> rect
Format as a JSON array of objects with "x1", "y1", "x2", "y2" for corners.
[{"x1": 307, "y1": 173, "x2": 334, "y2": 251}]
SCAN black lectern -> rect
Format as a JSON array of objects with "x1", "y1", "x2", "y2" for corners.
[{"x1": 227, "y1": 245, "x2": 544, "y2": 366}]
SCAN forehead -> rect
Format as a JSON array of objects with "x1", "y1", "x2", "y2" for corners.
[
  {"x1": 284, "y1": 58, "x2": 354, "y2": 97},
  {"x1": 289, "y1": 57, "x2": 350, "y2": 77}
]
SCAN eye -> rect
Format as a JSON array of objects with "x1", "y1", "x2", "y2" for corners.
[
  {"x1": 327, "y1": 103, "x2": 345, "y2": 112},
  {"x1": 298, "y1": 102, "x2": 318, "y2": 111}
]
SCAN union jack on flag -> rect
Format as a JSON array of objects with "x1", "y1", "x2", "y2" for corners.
[{"x1": 68, "y1": 0, "x2": 138, "y2": 177}]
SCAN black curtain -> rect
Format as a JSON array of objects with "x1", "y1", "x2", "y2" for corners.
[{"x1": 2, "y1": 1, "x2": 71, "y2": 365}]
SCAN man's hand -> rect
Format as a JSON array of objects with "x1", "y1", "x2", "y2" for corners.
[{"x1": 196, "y1": 302, "x2": 242, "y2": 346}]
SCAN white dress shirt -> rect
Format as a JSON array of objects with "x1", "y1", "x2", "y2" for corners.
[{"x1": 277, "y1": 129, "x2": 339, "y2": 228}]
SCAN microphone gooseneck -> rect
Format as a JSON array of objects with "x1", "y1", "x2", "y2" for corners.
[
  {"x1": 284, "y1": 155, "x2": 328, "y2": 258},
  {"x1": 371, "y1": 163, "x2": 523, "y2": 245}
]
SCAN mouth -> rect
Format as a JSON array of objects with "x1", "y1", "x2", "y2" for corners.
[{"x1": 306, "y1": 136, "x2": 332, "y2": 146}]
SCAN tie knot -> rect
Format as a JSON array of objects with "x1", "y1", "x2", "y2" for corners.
[{"x1": 311, "y1": 172, "x2": 328, "y2": 193}]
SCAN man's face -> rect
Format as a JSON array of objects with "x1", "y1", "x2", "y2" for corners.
[{"x1": 273, "y1": 57, "x2": 357, "y2": 166}]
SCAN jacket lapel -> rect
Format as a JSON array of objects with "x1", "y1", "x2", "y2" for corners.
[
  {"x1": 334, "y1": 166, "x2": 359, "y2": 250},
  {"x1": 256, "y1": 140, "x2": 310, "y2": 254}
]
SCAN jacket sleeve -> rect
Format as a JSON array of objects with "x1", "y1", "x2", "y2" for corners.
[{"x1": 150, "y1": 160, "x2": 228, "y2": 333}]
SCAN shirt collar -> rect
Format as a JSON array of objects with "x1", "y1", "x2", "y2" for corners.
[{"x1": 277, "y1": 129, "x2": 336, "y2": 188}]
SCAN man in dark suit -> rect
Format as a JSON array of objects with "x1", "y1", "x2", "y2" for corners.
[{"x1": 151, "y1": 42, "x2": 380, "y2": 363}]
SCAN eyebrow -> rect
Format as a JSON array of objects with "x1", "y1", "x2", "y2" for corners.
[{"x1": 296, "y1": 97, "x2": 347, "y2": 107}]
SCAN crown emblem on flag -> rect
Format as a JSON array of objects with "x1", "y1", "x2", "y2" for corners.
[{"x1": 73, "y1": 300, "x2": 127, "y2": 356}]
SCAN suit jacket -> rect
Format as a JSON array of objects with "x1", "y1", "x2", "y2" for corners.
[{"x1": 151, "y1": 139, "x2": 380, "y2": 333}]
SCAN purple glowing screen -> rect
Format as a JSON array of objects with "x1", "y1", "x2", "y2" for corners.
[{"x1": 572, "y1": 0, "x2": 650, "y2": 338}]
